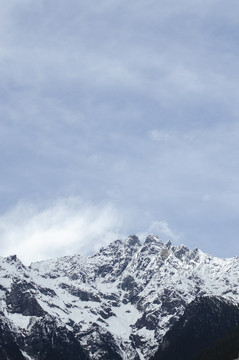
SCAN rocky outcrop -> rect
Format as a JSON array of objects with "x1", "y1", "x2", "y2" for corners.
[
  {"x1": 22, "y1": 316, "x2": 89, "y2": 360},
  {"x1": 6, "y1": 282, "x2": 45, "y2": 317}
]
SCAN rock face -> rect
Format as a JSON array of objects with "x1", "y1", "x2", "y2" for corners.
[
  {"x1": 0, "y1": 235, "x2": 239, "y2": 359},
  {"x1": 192, "y1": 323, "x2": 239, "y2": 360},
  {"x1": 151, "y1": 296, "x2": 239, "y2": 360},
  {"x1": 22, "y1": 316, "x2": 89, "y2": 360},
  {"x1": 0, "y1": 317, "x2": 25, "y2": 360}
]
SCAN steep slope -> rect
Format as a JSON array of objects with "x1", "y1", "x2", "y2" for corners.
[
  {"x1": 0, "y1": 235, "x2": 239, "y2": 359},
  {"x1": 192, "y1": 324, "x2": 239, "y2": 360},
  {"x1": 0, "y1": 315, "x2": 25, "y2": 360},
  {"x1": 151, "y1": 296, "x2": 239, "y2": 360}
]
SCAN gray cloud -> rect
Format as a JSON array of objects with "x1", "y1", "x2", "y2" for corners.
[{"x1": 1, "y1": 0, "x2": 239, "y2": 261}]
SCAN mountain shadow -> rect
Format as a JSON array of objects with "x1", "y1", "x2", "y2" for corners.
[{"x1": 151, "y1": 296, "x2": 239, "y2": 360}]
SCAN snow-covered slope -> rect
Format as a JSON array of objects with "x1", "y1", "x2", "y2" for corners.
[{"x1": 0, "y1": 235, "x2": 239, "y2": 359}]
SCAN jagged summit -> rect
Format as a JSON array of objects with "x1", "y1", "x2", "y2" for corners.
[
  {"x1": 125, "y1": 234, "x2": 141, "y2": 247},
  {"x1": 144, "y1": 234, "x2": 162, "y2": 244},
  {"x1": 5, "y1": 254, "x2": 18, "y2": 262},
  {"x1": 0, "y1": 235, "x2": 239, "y2": 360}
]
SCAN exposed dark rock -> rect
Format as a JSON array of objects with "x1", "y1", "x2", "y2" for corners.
[
  {"x1": 6, "y1": 282, "x2": 45, "y2": 317},
  {"x1": 99, "y1": 306, "x2": 116, "y2": 319},
  {"x1": 135, "y1": 312, "x2": 158, "y2": 331},
  {"x1": 0, "y1": 317, "x2": 25, "y2": 360},
  {"x1": 71, "y1": 289, "x2": 100, "y2": 302},
  {"x1": 126, "y1": 235, "x2": 141, "y2": 247},
  {"x1": 121, "y1": 275, "x2": 137, "y2": 291},
  {"x1": 193, "y1": 324, "x2": 239, "y2": 360},
  {"x1": 59, "y1": 283, "x2": 100, "y2": 302},
  {"x1": 77, "y1": 324, "x2": 123, "y2": 359},
  {"x1": 173, "y1": 245, "x2": 189, "y2": 260},
  {"x1": 151, "y1": 296, "x2": 239, "y2": 360},
  {"x1": 23, "y1": 317, "x2": 89, "y2": 360},
  {"x1": 39, "y1": 286, "x2": 57, "y2": 297}
]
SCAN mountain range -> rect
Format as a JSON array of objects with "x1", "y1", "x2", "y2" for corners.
[{"x1": 0, "y1": 235, "x2": 239, "y2": 359}]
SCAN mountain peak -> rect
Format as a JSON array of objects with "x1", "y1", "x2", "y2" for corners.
[
  {"x1": 125, "y1": 234, "x2": 141, "y2": 247},
  {"x1": 5, "y1": 254, "x2": 21, "y2": 264},
  {"x1": 165, "y1": 240, "x2": 172, "y2": 248},
  {"x1": 144, "y1": 234, "x2": 162, "y2": 244},
  {"x1": 3, "y1": 254, "x2": 26, "y2": 270}
]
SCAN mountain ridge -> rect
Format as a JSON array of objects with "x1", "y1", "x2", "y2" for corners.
[{"x1": 0, "y1": 235, "x2": 239, "y2": 359}]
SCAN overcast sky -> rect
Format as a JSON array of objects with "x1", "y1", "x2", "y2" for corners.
[{"x1": 1, "y1": 0, "x2": 239, "y2": 264}]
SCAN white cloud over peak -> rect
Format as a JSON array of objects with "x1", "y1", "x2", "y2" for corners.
[
  {"x1": 137, "y1": 220, "x2": 181, "y2": 244},
  {"x1": 149, "y1": 221, "x2": 181, "y2": 243},
  {"x1": 0, "y1": 198, "x2": 184, "y2": 265},
  {"x1": 0, "y1": 199, "x2": 125, "y2": 265}
]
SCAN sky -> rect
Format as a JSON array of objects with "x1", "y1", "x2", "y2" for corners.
[{"x1": 1, "y1": 0, "x2": 239, "y2": 264}]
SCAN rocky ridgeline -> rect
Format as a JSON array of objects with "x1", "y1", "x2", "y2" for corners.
[{"x1": 0, "y1": 235, "x2": 239, "y2": 359}]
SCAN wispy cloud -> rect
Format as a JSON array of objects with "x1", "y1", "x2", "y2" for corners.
[
  {"x1": 148, "y1": 129, "x2": 205, "y2": 143},
  {"x1": 149, "y1": 221, "x2": 181, "y2": 243},
  {"x1": 149, "y1": 130, "x2": 170, "y2": 142},
  {"x1": 0, "y1": 198, "x2": 125, "y2": 265}
]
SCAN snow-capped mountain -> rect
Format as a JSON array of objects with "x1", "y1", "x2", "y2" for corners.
[{"x1": 0, "y1": 235, "x2": 239, "y2": 360}]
